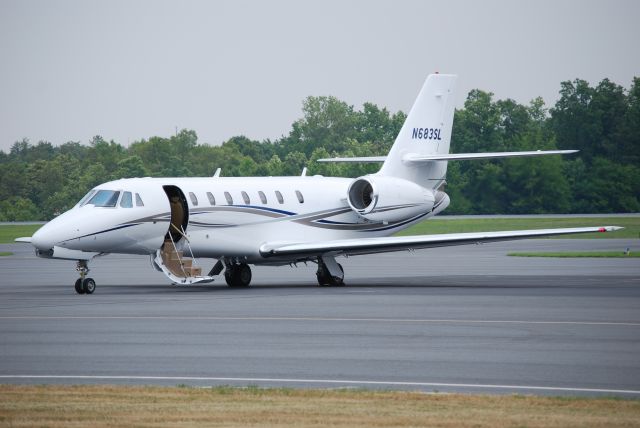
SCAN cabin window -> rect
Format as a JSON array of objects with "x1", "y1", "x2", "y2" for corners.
[
  {"x1": 258, "y1": 191, "x2": 267, "y2": 204},
  {"x1": 206, "y1": 192, "x2": 216, "y2": 205},
  {"x1": 295, "y1": 190, "x2": 304, "y2": 203},
  {"x1": 135, "y1": 193, "x2": 144, "y2": 207},
  {"x1": 241, "y1": 191, "x2": 250, "y2": 204},
  {"x1": 275, "y1": 190, "x2": 284, "y2": 204},
  {"x1": 189, "y1": 192, "x2": 198, "y2": 206},
  {"x1": 87, "y1": 190, "x2": 120, "y2": 207},
  {"x1": 224, "y1": 191, "x2": 233, "y2": 205},
  {"x1": 120, "y1": 191, "x2": 133, "y2": 208},
  {"x1": 78, "y1": 189, "x2": 96, "y2": 207}
]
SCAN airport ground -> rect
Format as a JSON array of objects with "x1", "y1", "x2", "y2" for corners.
[
  {"x1": 0, "y1": 236, "x2": 639, "y2": 396},
  {"x1": 2, "y1": 384, "x2": 639, "y2": 428},
  {"x1": 1, "y1": 230, "x2": 640, "y2": 426}
]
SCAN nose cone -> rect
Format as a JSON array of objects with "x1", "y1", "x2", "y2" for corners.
[
  {"x1": 31, "y1": 209, "x2": 78, "y2": 250},
  {"x1": 31, "y1": 222, "x2": 57, "y2": 250}
]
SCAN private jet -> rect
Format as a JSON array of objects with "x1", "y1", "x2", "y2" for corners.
[{"x1": 17, "y1": 74, "x2": 621, "y2": 294}]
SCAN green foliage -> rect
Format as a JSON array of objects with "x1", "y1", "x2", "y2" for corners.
[
  {"x1": 398, "y1": 217, "x2": 640, "y2": 239},
  {"x1": 0, "y1": 197, "x2": 40, "y2": 221},
  {"x1": 0, "y1": 76, "x2": 637, "y2": 220},
  {"x1": 508, "y1": 251, "x2": 640, "y2": 258}
]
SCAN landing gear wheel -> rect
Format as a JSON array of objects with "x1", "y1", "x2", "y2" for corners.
[
  {"x1": 225, "y1": 263, "x2": 252, "y2": 287},
  {"x1": 316, "y1": 262, "x2": 344, "y2": 287},
  {"x1": 82, "y1": 278, "x2": 96, "y2": 294},
  {"x1": 74, "y1": 278, "x2": 85, "y2": 294},
  {"x1": 74, "y1": 260, "x2": 94, "y2": 295}
]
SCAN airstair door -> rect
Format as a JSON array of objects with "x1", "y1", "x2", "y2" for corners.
[{"x1": 151, "y1": 185, "x2": 213, "y2": 284}]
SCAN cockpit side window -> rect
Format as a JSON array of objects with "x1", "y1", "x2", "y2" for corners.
[
  {"x1": 135, "y1": 193, "x2": 144, "y2": 207},
  {"x1": 87, "y1": 190, "x2": 120, "y2": 207},
  {"x1": 120, "y1": 192, "x2": 133, "y2": 208}
]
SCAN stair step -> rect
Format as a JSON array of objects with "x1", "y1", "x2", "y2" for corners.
[
  {"x1": 188, "y1": 266, "x2": 202, "y2": 277},
  {"x1": 158, "y1": 242, "x2": 202, "y2": 279}
]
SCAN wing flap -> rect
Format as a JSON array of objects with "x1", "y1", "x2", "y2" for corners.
[{"x1": 260, "y1": 226, "x2": 622, "y2": 258}]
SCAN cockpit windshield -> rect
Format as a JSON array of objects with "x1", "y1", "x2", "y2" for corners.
[
  {"x1": 77, "y1": 189, "x2": 97, "y2": 207},
  {"x1": 86, "y1": 190, "x2": 121, "y2": 207}
]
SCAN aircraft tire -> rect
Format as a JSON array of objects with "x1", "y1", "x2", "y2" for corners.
[
  {"x1": 225, "y1": 264, "x2": 251, "y2": 287},
  {"x1": 82, "y1": 278, "x2": 96, "y2": 294},
  {"x1": 237, "y1": 263, "x2": 252, "y2": 286},
  {"x1": 74, "y1": 278, "x2": 85, "y2": 294},
  {"x1": 316, "y1": 263, "x2": 344, "y2": 287},
  {"x1": 224, "y1": 270, "x2": 234, "y2": 286}
]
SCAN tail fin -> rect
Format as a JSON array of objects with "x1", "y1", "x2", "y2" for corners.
[{"x1": 378, "y1": 74, "x2": 457, "y2": 189}]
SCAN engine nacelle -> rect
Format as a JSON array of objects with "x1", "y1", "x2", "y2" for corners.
[{"x1": 347, "y1": 175, "x2": 435, "y2": 222}]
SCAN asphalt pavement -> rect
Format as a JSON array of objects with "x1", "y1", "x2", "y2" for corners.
[{"x1": 0, "y1": 238, "x2": 639, "y2": 396}]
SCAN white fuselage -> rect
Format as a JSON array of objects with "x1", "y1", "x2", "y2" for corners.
[{"x1": 31, "y1": 176, "x2": 441, "y2": 264}]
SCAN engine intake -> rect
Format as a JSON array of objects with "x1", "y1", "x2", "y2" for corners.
[{"x1": 347, "y1": 175, "x2": 435, "y2": 222}]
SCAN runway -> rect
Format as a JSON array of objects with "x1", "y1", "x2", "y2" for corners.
[{"x1": 1, "y1": 239, "x2": 639, "y2": 396}]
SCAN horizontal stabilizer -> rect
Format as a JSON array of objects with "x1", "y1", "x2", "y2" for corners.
[
  {"x1": 402, "y1": 150, "x2": 578, "y2": 163},
  {"x1": 317, "y1": 156, "x2": 387, "y2": 163},
  {"x1": 317, "y1": 150, "x2": 578, "y2": 164},
  {"x1": 14, "y1": 237, "x2": 32, "y2": 243},
  {"x1": 260, "y1": 226, "x2": 622, "y2": 258}
]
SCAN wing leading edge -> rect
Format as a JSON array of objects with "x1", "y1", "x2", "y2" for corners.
[{"x1": 260, "y1": 226, "x2": 623, "y2": 259}]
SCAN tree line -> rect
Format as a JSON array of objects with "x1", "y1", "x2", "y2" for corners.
[{"x1": 1, "y1": 76, "x2": 638, "y2": 221}]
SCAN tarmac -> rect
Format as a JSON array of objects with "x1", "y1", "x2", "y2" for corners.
[{"x1": 0, "y1": 238, "x2": 639, "y2": 396}]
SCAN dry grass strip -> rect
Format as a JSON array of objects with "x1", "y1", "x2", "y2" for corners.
[{"x1": 1, "y1": 384, "x2": 639, "y2": 428}]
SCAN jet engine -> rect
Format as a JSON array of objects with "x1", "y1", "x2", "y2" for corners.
[{"x1": 347, "y1": 175, "x2": 435, "y2": 222}]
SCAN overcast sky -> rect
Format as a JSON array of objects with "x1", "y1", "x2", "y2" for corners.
[{"x1": 1, "y1": 0, "x2": 638, "y2": 152}]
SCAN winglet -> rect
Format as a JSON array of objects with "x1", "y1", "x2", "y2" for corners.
[{"x1": 599, "y1": 226, "x2": 624, "y2": 232}]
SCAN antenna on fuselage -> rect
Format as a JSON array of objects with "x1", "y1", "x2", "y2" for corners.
[
  {"x1": 301, "y1": 167, "x2": 307, "y2": 177},
  {"x1": 213, "y1": 168, "x2": 221, "y2": 177}
]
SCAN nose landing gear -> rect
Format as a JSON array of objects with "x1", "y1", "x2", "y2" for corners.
[{"x1": 74, "y1": 260, "x2": 96, "y2": 295}]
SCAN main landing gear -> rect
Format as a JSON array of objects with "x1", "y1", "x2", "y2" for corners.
[
  {"x1": 74, "y1": 260, "x2": 96, "y2": 295},
  {"x1": 316, "y1": 256, "x2": 345, "y2": 287},
  {"x1": 224, "y1": 262, "x2": 252, "y2": 287}
]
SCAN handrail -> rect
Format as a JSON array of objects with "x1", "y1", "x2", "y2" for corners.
[
  {"x1": 170, "y1": 223, "x2": 189, "y2": 242},
  {"x1": 180, "y1": 225, "x2": 198, "y2": 266},
  {"x1": 167, "y1": 225, "x2": 188, "y2": 278}
]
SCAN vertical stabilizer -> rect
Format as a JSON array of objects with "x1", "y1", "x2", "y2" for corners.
[{"x1": 379, "y1": 74, "x2": 457, "y2": 188}]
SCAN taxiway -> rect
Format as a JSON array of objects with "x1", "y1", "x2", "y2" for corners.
[{"x1": 0, "y1": 239, "x2": 638, "y2": 396}]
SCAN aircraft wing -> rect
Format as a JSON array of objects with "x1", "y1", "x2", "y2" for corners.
[{"x1": 259, "y1": 226, "x2": 622, "y2": 259}]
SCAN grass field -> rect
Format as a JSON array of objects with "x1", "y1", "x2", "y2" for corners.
[
  {"x1": 0, "y1": 385, "x2": 639, "y2": 428},
  {"x1": 0, "y1": 217, "x2": 637, "y2": 244},
  {"x1": 399, "y1": 216, "x2": 640, "y2": 239},
  {"x1": 509, "y1": 251, "x2": 640, "y2": 258},
  {"x1": 0, "y1": 224, "x2": 41, "y2": 244}
]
